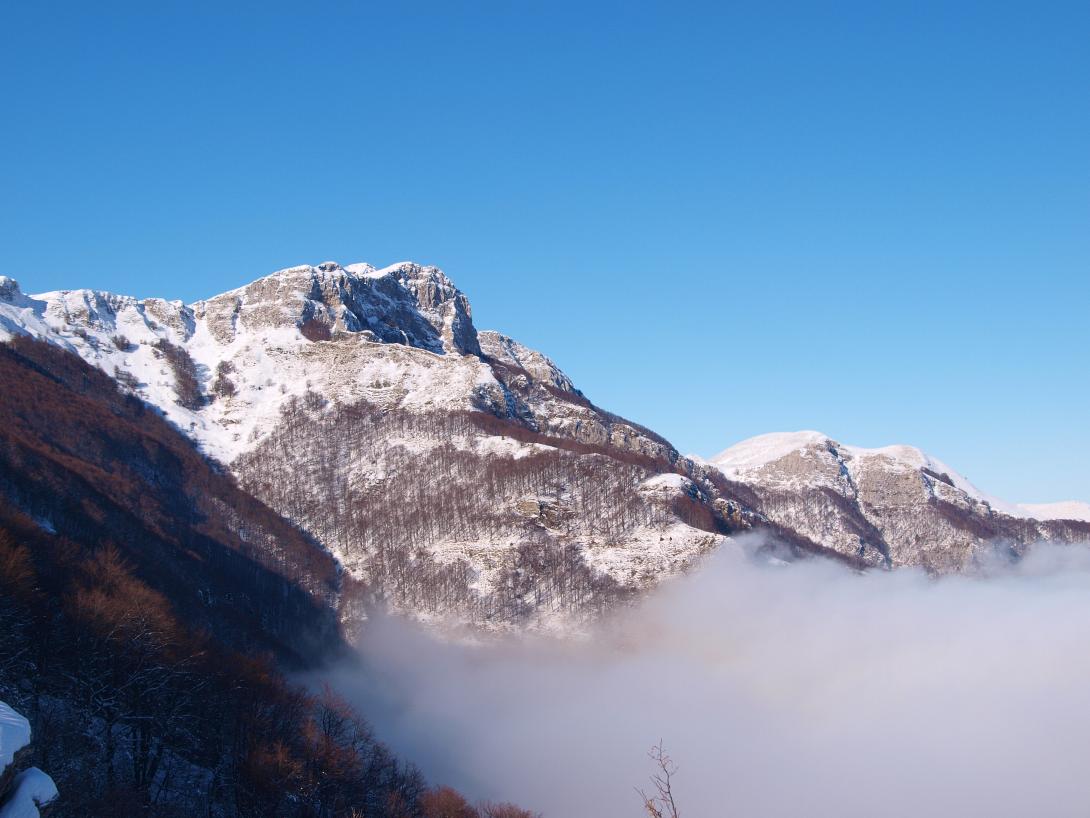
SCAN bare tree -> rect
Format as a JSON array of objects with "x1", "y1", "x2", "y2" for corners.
[
  {"x1": 479, "y1": 802, "x2": 541, "y2": 818},
  {"x1": 637, "y1": 741, "x2": 680, "y2": 818}
]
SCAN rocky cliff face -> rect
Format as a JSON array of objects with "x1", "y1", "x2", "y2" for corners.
[
  {"x1": 194, "y1": 262, "x2": 481, "y2": 355},
  {"x1": 0, "y1": 263, "x2": 490, "y2": 464},
  {"x1": 708, "y1": 431, "x2": 1090, "y2": 572}
]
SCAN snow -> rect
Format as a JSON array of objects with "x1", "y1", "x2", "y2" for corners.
[
  {"x1": 581, "y1": 525, "x2": 724, "y2": 587},
  {"x1": 1017, "y1": 501, "x2": 1090, "y2": 523},
  {"x1": 0, "y1": 702, "x2": 55, "y2": 818},
  {"x1": 0, "y1": 262, "x2": 504, "y2": 464},
  {"x1": 710, "y1": 431, "x2": 1088, "y2": 523},
  {"x1": 639, "y1": 473, "x2": 693, "y2": 492},
  {"x1": 840, "y1": 442, "x2": 993, "y2": 503},
  {"x1": 0, "y1": 768, "x2": 58, "y2": 818},
  {"x1": 711, "y1": 431, "x2": 985, "y2": 499},
  {"x1": 710, "y1": 431, "x2": 829, "y2": 475},
  {"x1": 0, "y1": 702, "x2": 30, "y2": 771}
]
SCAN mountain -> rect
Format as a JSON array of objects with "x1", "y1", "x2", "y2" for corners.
[
  {"x1": 708, "y1": 431, "x2": 1090, "y2": 571},
  {"x1": 3, "y1": 260, "x2": 1086, "y2": 817},
  {"x1": 3, "y1": 262, "x2": 1088, "y2": 632},
  {"x1": 0, "y1": 263, "x2": 736, "y2": 631}
]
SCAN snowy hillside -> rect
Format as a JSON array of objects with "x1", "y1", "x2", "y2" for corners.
[
  {"x1": 1016, "y1": 501, "x2": 1090, "y2": 523},
  {"x1": 709, "y1": 431, "x2": 1090, "y2": 570},
  {"x1": 0, "y1": 263, "x2": 493, "y2": 464},
  {"x1": 0, "y1": 262, "x2": 727, "y2": 630}
]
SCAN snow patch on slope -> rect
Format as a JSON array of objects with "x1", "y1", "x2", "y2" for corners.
[
  {"x1": 0, "y1": 701, "x2": 57, "y2": 818},
  {"x1": 0, "y1": 702, "x2": 29, "y2": 771},
  {"x1": 711, "y1": 431, "x2": 829, "y2": 476},
  {"x1": 639, "y1": 473, "x2": 693, "y2": 493},
  {"x1": 0, "y1": 769, "x2": 58, "y2": 818},
  {"x1": 1017, "y1": 501, "x2": 1090, "y2": 523},
  {"x1": 839, "y1": 442, "x2": 996, "y2": 506}
]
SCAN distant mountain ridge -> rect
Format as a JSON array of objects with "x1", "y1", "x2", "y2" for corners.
[
  {"x1": 2, "y1": 261, "x2": 1088, "y2": 629},
  {"x1": 709, "y1": 430, "x2": 1090, "y2": 571}
]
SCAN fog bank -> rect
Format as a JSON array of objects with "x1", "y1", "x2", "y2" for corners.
[{"x1": 333, "y1": 539, "x2": 1090, "y2": 817}]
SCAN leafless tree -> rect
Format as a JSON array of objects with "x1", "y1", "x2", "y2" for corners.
[
  {"x1": 637, "y1": 741, "x2": 680, "y2": 818},
  {"x1": 479, "y1": 801, "x2": 541, "y2": 818}
]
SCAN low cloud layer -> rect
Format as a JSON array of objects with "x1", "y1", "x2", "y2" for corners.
[{"x1": 331, "y1": 539, "x2": 1090, "y2": 817}]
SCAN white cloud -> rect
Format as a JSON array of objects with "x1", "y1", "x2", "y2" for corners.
[{"x1": 330, "y1": 537, "x2": 1090, "y2": 818}]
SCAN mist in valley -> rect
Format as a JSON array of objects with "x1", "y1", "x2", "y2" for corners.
[{"x1": 330, "y1": 537, "x2": 1090, "y2": 818}]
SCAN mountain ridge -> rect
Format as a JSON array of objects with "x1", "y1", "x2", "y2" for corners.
[
  {"x1": 707, "y1": 428, "x2": 1090, "y2": 570},
  {"x1": 709, "y1": 430, "x2": 1087, "y2": 521},
  {"x1": 1, "y1": 261, "x2": 732, "y2": 630},
  {"x1": 2, "y1": 260, "x2": 1088, "y2": 629}
]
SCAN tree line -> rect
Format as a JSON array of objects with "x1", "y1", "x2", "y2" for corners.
[{"x1": 233, "y1": 395, "x2": 713, "y2": 626}]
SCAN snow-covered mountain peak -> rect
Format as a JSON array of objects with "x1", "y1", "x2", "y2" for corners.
[
  {"x1": 192, "y1": 260, "x2": 481, "y2": 355},
  {"x1": 5, "y1": 260, "x2": 1086, "y2": 602},
  {"x1": 714, "y1": 430, "x2": 993, "y2": 503},
  {"x1": 0, "y1": 260, "x2": 501, "y2": 463},
  {"x1": 839, "y1": 441, "x2": 984, "y2": 496},
  {"x1": 711, "y1": 430, "x2": 831, "y2": 475},
  {"x1": 708, "y1": 429, "x2": 1090, "y2": 570}
]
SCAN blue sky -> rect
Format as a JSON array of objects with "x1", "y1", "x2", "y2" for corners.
[{"x1": 2, "y1": 2, "x2": 1087, "y2": 502}]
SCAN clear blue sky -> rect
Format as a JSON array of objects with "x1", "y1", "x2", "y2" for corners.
[{"x1": 2, "y1": 1, "x2": 1087, "y2": 503}]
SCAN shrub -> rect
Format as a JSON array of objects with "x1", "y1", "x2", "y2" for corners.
[
  {"x1": 212, "y1": 360, "x2": 237, "y2": 398},
  {"x1": 113, "y1": 366, "x2": 139, "y2": 392},
  {"x1": 153, "y1": 339, "x2": 203, "y2": 409},
  {"x1": 300, "y1": 318, "x2": 332, "y2": 342}
]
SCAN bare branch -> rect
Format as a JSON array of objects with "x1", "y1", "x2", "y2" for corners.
[{"x1": 637, "y1": 740, "x2": 680, "y2": 818}]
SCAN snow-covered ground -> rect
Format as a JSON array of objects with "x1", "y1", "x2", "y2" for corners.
[
  {"x1": 0, "y1": 769, "x2": 58, "y2": 818},
  {"x1": 0, "y1": 701, "x2": 57, "y2": 818},
  {"x1": 1017, "y1": 500, "x2": 1090, "y2": 522},
  {"x1": 0, "y1": 703, "x2": 29, "y2": 772}
]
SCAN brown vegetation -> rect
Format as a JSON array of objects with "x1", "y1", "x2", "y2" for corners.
[
  {"x1": 212, "y1": 359, "x2": 237, "y2": 398},
  {"x1": 417, "y1": 787, "x2": 541, "y2": 818},
  {"x1": 0, "y1": 512, "x2": 427, "y2": 816},
  {"x1": 300, "y1": 318, "x2": 333, "y2": 342},
  {"x1": 153, "y1": 338, "x2": 203, "y2": 409},
  {"x1": 231, "y1": 395, "x2": 705, "y2": 624},
  {"x1": 0, "y1": 337, "x2": 542, "y2": 817},
  {"x1": 0, "y1": 336, "x2": 340, "y2": 662}
]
